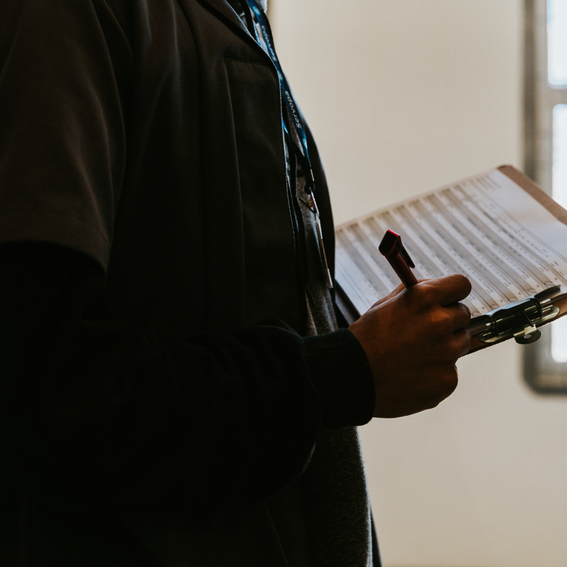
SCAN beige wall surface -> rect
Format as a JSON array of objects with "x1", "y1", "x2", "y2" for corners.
[{"x1": 271, "y1": 1, "x2": 567, "y2": 566}]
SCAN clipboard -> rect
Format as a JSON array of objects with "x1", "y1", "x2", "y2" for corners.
[{"x1": 334, "y1": 165, "x2": 567, "y2": 353}]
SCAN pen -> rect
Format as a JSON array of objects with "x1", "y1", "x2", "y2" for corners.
[{"x1": 379, "y1": 229, "x2": 418, "y2": 288}]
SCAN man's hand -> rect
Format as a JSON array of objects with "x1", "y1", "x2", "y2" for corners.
[{"x1": 349, "y1": 275, "x2": 472, "y2": 418}]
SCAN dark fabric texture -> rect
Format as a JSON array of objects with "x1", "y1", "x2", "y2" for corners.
[{"x1": 0, "y1": 0, "x2": 378, "y2": 565}]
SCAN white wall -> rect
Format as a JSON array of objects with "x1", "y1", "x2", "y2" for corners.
[{"x1": 271, "y1": 2, "x2": 567, "y2": 566}]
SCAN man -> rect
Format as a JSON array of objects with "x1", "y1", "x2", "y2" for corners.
[{"x1": 0, "y1": 0, "x2": 471, "y2": 565}]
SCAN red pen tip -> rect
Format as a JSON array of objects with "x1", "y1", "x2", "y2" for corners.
[{"x1": 379, "y1": 230, "x2": 401, "y2": 257}]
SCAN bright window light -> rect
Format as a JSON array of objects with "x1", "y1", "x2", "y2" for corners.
[
  {"x1": 550, "y1": 104, "x2": 567, "y2": 361},
  {"x1": 552, "y1": 105, "x2": 567, "y2": 205},
  {"x1": 552, "y1": 316, "x2": 567, "y2": 362},
  {"x1": 548, "y1": 0, "x2": 567, "y2": 86}
]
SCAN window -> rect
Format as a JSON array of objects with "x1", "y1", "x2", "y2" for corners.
[{"x1": 524, "y1": 0, "x2": 567, "y2": 392}]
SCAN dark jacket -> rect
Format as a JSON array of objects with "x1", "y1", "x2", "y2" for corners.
[{"x1": 0, "y1": 0, "x2": 375, "y2": 564}]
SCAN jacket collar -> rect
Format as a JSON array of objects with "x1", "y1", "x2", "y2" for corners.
[
  {"x1": 198, "y1": 0, "x2": 251, "y2": 37},
  {"x1": 196, "y1": 0, "x2": 278, "y2": 72}
]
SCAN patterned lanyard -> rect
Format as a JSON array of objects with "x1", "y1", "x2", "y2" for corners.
[
  {"x1": 244, "y1": 0, "x2": 333, "y2": 288},
  {"x1": 244, "y1": 0, "x2": 314, "y2": 190}
]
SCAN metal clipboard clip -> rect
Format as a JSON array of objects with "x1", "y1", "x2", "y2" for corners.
[{"x1": 469, "y1": 286, "x2": 567, "y2": 346}]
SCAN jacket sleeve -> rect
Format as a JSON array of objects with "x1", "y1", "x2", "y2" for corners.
[
  {"x1": 0, "y1": 242, "x2": 374, "y2": 518},
  {"x1": 0, "y1": 0, "x2": 127, "y2": 268}
]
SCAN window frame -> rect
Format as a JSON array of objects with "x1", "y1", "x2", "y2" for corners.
[{"x1": 524, "y1": 0, "x2": 567, "y2": 393}]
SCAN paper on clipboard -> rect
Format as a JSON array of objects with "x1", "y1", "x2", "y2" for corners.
[{"x1": 334, "y1": 165, "x2": 567, "y2": 350}]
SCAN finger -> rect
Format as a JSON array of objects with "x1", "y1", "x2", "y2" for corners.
[
  {"x1": 452, "y1": 327, "x2": 472, "y2": 357},
  {"x1": 423, "y1": 366, "x2": 459, "y2": 410},
  {"x1": 370, "y1": 283, "x2": 405, "y2": 308},
  {"x1": 446, "y1": 302, "x2": 471, "y2": 332},
  {"x1": 424, "y1": 274, "x2": 472, "y2": 306}
]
